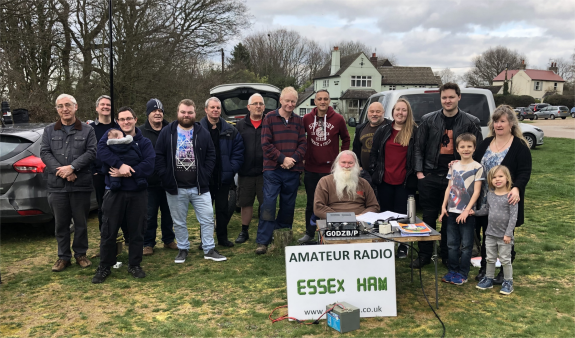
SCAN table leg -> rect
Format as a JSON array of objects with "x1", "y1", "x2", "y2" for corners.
[
  {"x1": 434, "y1": 240, "x2": 439, "y2": 309},
  {"x1": 410, "y1": 241, "x2": 414, "y2": 283}
]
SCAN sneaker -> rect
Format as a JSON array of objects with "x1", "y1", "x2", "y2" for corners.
[
  {"x1": 442, "y1": 271, "x2": 456, "y2": 283},
  {"x1": 143, "y1": 246, "x2": 154, "y2": 256},
  {"x1": 175, "y1": 249, "x2": 188, "y2": 264},
  {"x1": 451, "y1": 272, "x2": 468, "y2": 285},
  {"x1": 128, "y1": 265, "x2": 146, "y2": 278},
  {"x1": 255, "y1": 244, "x2": 268, "y2": 255},
  {"x1": 218, "y1": 239, "x2": 235, "y2": 248},
  {"x1": 397, "y1": 244, "x2": 408, "y2": 259},
  {"x1": 410, "y1": 256, "x2": 431, "y2": 269},
  {"x1": 163, "y1": 242, "x2": 178, "y2": 250},
  {"x1": 500, "y1": 279, "x2": 514, "y2": 295},
  {"x1": 52, "y1": 259, "x2": 71, "y2": 272},
  {"x1": 476, "y1": 277, "x2": 494, "y2": 290},
  {"x1": 75, "y1": 255, "x2": 92, "y2": 268},
  {"x1": 235, "y1": 231, "x2": 249, "y2": 244},
  {"x1": 204, "y1": 249, "x2": 227, "y2": 261},
  {"x1": 92, "y1": 266, "x2": 111, "y2": 283},
  {"x1": 298, "y1": 234, "x2": 314, "y2": 244}
]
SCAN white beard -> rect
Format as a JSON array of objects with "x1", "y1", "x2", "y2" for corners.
[{"x1": 333, "y1": 165, "x2": 360, "y2": 201}]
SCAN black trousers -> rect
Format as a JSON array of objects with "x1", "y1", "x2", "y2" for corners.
[
  {"x1": 476, "y1": 215, "x2": 516, "y2": 269},
  {"x1": 210, "y1": 184, "x2": 231, "y2": 242},
  {"x1": 100, "y1": 190, "x2": 147, "y2": 268},
  {"x1": 376, "y1": 181, "x2": 415, "y2": 215},
  {"x1": 304, "y1": 171, "x2": 329, "y2": 237},
  {"x1": 48, "y1": 191, "x2": 91, "y2": 260},
  {"x1": 417, "y1": 174, "x2": 449, "y2": 260},
  {"x1": 93, "y1": 174, "x2": 129, "y2": 239}
]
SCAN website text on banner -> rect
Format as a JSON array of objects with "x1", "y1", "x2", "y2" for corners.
[{"x1": 285, "y1": 243, "x2": 397, "y2": 320}]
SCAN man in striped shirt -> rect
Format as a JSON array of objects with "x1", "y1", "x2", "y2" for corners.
[{"x1": 255, "y1": 87, "x2": 307, "y2": 254}]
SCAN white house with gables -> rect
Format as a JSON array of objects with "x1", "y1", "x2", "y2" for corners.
[{"x1": 296, "y1": 47, "x2": 441, "y2": 118}]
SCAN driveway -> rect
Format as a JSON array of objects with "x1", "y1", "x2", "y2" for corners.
[{"x1": 527, "y1": 119, "x2": 575, "y2": 139}]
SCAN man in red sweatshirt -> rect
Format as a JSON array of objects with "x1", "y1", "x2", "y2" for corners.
[{"x1": 299, "y1": 89, "x2": 350, "y2": 243}]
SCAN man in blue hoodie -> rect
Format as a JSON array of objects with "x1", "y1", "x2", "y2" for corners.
[
  {"x1": 92, "y1": 107, "x2": 155, "y2": 283},
  {"x1": 155, "y1": 99, "x2": 227, "y2": 264}
]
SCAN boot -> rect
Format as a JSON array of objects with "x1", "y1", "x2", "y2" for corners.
[
  {"x1": 475, "y1": 267, "x2": 486, "y2": 281},
  {"x1": 492, "y1": 268, "x2": 504, "y2": 285}
]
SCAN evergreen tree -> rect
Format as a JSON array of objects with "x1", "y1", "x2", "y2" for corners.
[{"x1": 230, "y1": 43, "x2": 251, "y2": 71}]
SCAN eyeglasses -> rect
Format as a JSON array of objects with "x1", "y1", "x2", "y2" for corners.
[
  {"x1": 55, "y1": 103, "x2": 75, "y2": 110},
  {"x1": 117, "y1": 117, "x2": 135, "y2": 122},
  {"x1": 249, "y1": 102, "x2": 265, "y2": 106}
]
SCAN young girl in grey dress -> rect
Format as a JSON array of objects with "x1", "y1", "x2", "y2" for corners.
[{"x1": 472, "y1": 165, "x2": 518, "y2": 295}]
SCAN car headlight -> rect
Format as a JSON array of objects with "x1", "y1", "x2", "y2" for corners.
[{"x1": 534, "y1": 127, "x2": 543, "y2": 132}]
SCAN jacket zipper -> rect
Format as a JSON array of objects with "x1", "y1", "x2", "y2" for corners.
[{"x1": 171, "y1": 129, "x2": 179, "y2": 191}]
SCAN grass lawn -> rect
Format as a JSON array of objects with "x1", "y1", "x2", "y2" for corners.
[{"x1": 1, "y1": 137, "x2": 574, "y2": 337}]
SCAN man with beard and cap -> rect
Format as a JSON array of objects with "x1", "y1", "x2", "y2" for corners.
[
  {"x1": 139, "y1": 98, "x2": 177, "y2": 256},
  {"x1": 154, "y1": 99, "x2": 227, "y2": 264},
  {"x1": 300, "y1": 89, "x2": 350, "y2": 243},
  {"x1": 313, "y1": 150, "x2": 379, "y2": 220}
]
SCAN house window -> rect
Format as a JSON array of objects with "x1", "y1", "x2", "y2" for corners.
[
  {"x1": 334, "y1": 81, "x2": 339, "y2": 85},
  {"x1": 554, "y1": 82, "x2": 558, "y2": 90},
  {"x1": 323, "y1": 80, "x2": 329, "y2": 88},
  {"x1": 389, "y1": 85, "x2": 396, "y2": 90},
  {"x1": 299, "y1": 108, "x2": 307, "y2": 116},
  {"x1": 351, "y1": 76, "x2": 372, "y2": 87},
  {"x1": 310, "y1": 99, "x2": 315, "y2": 106},
  {"x1": 348, "y1": 100, "x2": 359, "y2": 108},
  {"x1": 534, "y1": 81, "x2": 542, "y2": 91}
]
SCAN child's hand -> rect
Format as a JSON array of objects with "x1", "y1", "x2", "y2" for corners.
[
  {"x1": 456, "y1": 210, "x2": 470, "y2": 224},
  {"x1": 503, "y1": 235, "x2": 511, "y2": 244},
  {"x1": 438, "y1": 208, "x2": 447, "y2": 222}
]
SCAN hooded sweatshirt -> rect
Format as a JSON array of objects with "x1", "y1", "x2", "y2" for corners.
[{"x1": 303, "y1": 106, "x2": 350, "y2": 173}]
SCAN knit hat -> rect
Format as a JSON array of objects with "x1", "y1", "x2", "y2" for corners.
[{"x1": 146, "y1": 98, "x2": 164, "y2": 116}]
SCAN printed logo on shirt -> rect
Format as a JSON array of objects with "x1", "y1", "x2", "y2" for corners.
[
  {"x1": 357, "y1": 190, "x2": 364, "y2": 196},
  {"x1": 308, "y1": 120, "x2": 335, "y2": 147},
  {"x1": 360, "y1": 132, "x2": 374, "y2": 153},
  {"x1": 176, "y1": 129, "x2": 196, "y2": 171}
]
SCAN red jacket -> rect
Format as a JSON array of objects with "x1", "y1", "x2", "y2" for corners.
[{"x1": 303, "y1": 107, "x2": 350, "y2": 173}]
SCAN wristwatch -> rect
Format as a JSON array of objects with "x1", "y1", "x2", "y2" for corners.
[{"x1": 70, "y1": 165, "x2": 76, "y2": 171}]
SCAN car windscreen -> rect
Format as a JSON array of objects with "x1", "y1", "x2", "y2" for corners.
[
  {"x1": 357, "y1": 94, "x2": 388, "y2": 123},
  {"x1": 221, "y1": 96, "x2": 278, "y2": 118},
  {"x1": 0, "y1": 135, "x2": 33, "y2": 161},
  {"x1": 399, "y1": 93, "x2": 490, "y2": 126}
]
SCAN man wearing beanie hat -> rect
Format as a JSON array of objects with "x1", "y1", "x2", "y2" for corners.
[{"x1": 139, "y1": 98, "x2": 177, "y2": 256}]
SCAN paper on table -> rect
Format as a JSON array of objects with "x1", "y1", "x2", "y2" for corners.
[{"x1": 356, "y1": 211, "x2": 407, "y2": 224}]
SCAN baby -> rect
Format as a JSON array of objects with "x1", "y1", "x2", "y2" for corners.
[{"x1": 104, "y1": 129, "x2": 147, "y2": 191}]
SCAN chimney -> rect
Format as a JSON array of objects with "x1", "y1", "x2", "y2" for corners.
[
  {"x1": 330, "y1": 46, "x2": 340, "y2": 76},
  {"x1": 370, "y1": 53, "x2": 378, "y2": 67},
  {"x1": 519, "y1": 59, "x2": 526, "y2": 70},
  {"x1": 549, "y1": 61, "x2": 558, "y2": 74}
]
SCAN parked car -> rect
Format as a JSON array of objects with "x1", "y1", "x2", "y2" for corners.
[
  {"x1": 534, "y1": 106, "x2": 569, "y2": 120},
  {"x1": 514, "y1": 107, "x2": 535, "y2": 121},
  {"x1": 210, "y1": 83, "x2": 281, "y2": 125},
  {"x1": 527, "y1": 103, "x2": 550, "y2": 113},
  {"x1": 348, "y1": 88, "x2": 543, "y2": 149},
  {"x1": 0, "y1": 123, "x2": 97, "y2": 233},
  {"x1": 571, "y1": 107, "x2": 575, "y2": 118}
]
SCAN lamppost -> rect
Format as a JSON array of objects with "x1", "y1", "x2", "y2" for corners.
[{"x1": 108, "y1": 0, "x2": 114, "y2": 116}]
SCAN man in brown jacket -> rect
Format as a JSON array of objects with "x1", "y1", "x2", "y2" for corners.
[{"x1": 314, "y1": 150, "x2": 379, "y2": 219}]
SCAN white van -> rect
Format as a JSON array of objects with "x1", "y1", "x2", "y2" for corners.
[{"x1": 347, "y1": 87, "x2": 543, "y2": 149}]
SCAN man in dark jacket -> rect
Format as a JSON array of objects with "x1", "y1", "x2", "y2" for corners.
[
  {"x1": 139, "y1": 98, "x2": 176, "y2": 256},
  {"x1": 234, "y1": 93, "x2": 265, "y2": 244},
  {"x1": 41, "y1": 94, "x2": 97, "y2": 272},
  {"x1": 92, "y1": 107, "x2": 155, "y2": 283},
  {"x1": 200, "y1": 97, "x2": 244, "y2": 248},
  {"x1": 352, "y1": 102, "x2": 389, "y2": 170},
  {"x1": 412, "y1": 82, "x2": 483, "y2": 269},
  {"x1": 155, "y1": 99, "x2": 227, "y2": 264}
]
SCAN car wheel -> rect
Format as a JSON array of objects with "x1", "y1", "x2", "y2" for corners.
[
  {"x1": 534, "y1": 115, "x2": 538, "y2": 120},
  {"x1": 518, "y1": 115, "x2": 524, "y2": 121},
  {"x1": 529, "y1": 118, "x2": 534, "y2": 120},
  {"x1": 562, "y1": 117, "x2": 566, "y2": 119},
  {"x1": 524, "y1": 133, "x2": 536, "y2": 149},
  {"x1": 550, "y1": 114, "x2": 555, "y2": 120},
  {"x1": 572, "y1": 113, "x2": 575, "y2": 118}
]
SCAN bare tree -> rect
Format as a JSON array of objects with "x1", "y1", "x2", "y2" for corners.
[
  {"x1": 463, "y1": 46, "x2": 527, "y2": 86},
  {"x1": 434, "y1": 68, "x2": 458, "y2": 85},
  {"x1": 555, "y1": 57, "x2": 574, "y2": 82},
  {"x1": 328, "y1": 40, "x2": 397, "y2": 64}
]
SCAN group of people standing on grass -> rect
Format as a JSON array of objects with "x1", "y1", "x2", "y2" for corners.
[{"x1": 41, "y1": 82, "x2": 531, "y2": 293}]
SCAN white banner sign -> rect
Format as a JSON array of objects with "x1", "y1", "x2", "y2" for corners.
[{"x1": 285, "y1": 243, "x2": 397, "y2": 320}]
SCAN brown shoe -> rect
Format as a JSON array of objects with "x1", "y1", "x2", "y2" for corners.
[
  {"x1": 75, "y1": 255, "x2": 92, "y2": 268},
  {"x1": 255, "y1": 244, "x2": 268, "y2": 255},
  {"x1": 52, "y1": 259, "x2": 71, "y2": 272},
  {"x1": 163, "y1": 242, "x2": 178, "y2": 250},
  {"x1": 143, "y1": 246, "x2": 154, "y2": 256}
]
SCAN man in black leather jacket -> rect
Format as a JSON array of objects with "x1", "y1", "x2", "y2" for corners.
[{"x1": 412, "y1": 83, "x2": 483, "y2": 268}]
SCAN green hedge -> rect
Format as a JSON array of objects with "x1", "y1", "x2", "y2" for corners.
[
  {"x1": 494, "y1": 94, "x2": 538, "y2": 108},
  {"x1": 545, "y1": 94, "x2": 575, "y2": 107}
]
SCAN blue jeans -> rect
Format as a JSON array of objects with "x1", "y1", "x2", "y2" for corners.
[
  {"x1": 446, "y1": 212, "x2": 475, "y2": 278},
  {"x1": 256, "y1": 169, "x2": 300, "y2": 245},
  {"x1": 166, "y1": 187, "x2": 215, "y2": 254},
  {"x1": 144, "y1": 187, "x2": 175, "y2": 248}
]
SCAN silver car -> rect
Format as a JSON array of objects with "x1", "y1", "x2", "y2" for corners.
[
  {"x1": 534, "y1": 106, "x2": 569, "y2": 120},
  {"x1": 0, "y1": 123, "x2": 97, "y2": 233},
  {"x1": 519, "y1": 123, "x2": 544, "y2": 149}
]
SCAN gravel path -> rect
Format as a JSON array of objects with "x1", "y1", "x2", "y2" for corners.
[{"x1": 524, "y1": 118, "x2": 575, "y2": 139}]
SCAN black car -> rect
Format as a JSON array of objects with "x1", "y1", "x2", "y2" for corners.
[
  {"x1": 515, "y1": 107, "x2": 535, "y2": 121},
  {"x1": 0, "y1": 123, "x2": 97, "y2": 233}
]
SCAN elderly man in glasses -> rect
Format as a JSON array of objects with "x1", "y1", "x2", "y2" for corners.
[
  {"x1": 92, "y1": 107, "x2": 156, "y2": 283},
  {"x1": 40, "y1": 94, "x2": 97, "y2": 272}
]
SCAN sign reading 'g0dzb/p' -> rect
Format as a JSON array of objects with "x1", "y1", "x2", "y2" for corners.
[{"x1": 285, "y1": 243, "x2": 396, "y2": 320}]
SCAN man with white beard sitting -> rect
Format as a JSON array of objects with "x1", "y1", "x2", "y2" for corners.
[{"x1": 313, "y1": 150, "x2": 379, "y2": 219}]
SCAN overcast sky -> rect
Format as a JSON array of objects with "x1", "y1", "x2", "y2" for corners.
[{"x1": 230, "y1": 0, "x2": 574, "y2": 77}]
